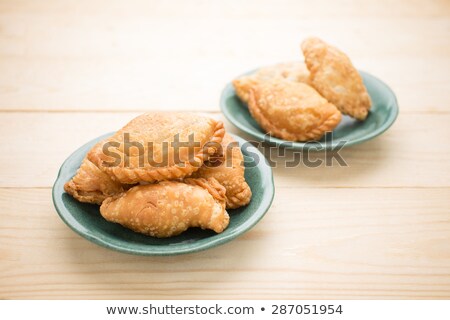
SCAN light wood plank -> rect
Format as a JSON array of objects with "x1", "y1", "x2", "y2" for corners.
[
  {"x1": 1, "y1": 187, "x2": 449, "y2": 299},
  {"x1": 1, "y1": 0, "x2": 449, "y2": 18},
  {"x1": 0, "y1": 0, "x2": 448, "y2": 112},
  {"x1": 1, "y1": 16, "x2": 448, "y2": 60},
  {"x1": 0, "y1": 57, "x2": 447, "y2": 113},
  {"x1": 0, "y1": 112, "x2": 448, "y2": 188}
]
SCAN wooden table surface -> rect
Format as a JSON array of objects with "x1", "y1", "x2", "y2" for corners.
[{"x1": 0, "y1": 0, "x2": 449, "y2": 299}]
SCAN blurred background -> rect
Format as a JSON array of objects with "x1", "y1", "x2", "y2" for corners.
[{"x1": 0, "y1": 0, "x2": 448, "y2": 113}]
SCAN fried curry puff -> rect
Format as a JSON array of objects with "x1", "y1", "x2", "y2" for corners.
[
  {"x1": 232, "y1": 37, "x2": 372, "y2": 142},
  {"x1": 88, "y1": 112, "x2": 225, "y2": 184},
  {"x1": 247, "y1": 80, "x2": 341, "y2": 142},
  {"x1": 100, "y1": 178, "x2": 229, "y2": 238},
  {"x1": 192, "y1": 133, "x2": 252, "y2": 209},
  {"x1": 302, "y1": 37, "x2": 371, "y2": 120},
  {"x1": 65, "y1": 112, "x2": 252, "y2": 238}
]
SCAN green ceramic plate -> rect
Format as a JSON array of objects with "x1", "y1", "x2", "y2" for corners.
[
  {"x1": 221, "y1": 70, "x2": 398, "y2": 150},
  {"x1": 52, "y1": 133, "x2": 274, "y2": 256}
]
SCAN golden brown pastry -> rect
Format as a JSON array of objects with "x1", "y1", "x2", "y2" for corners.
[
  {"x1": 191, "y1": 133, "x2": 252, "y2": 209},
  {"x1": 64, "y1": 142, "x2": 125, "y2": 205},
  {"x1": 301, "y1": 37, "x2": 371, "y2": 120},
  {"x1": 233, "y1": 62, "x2": 310, "y2": 104},
  {"x1": 88, "y1": 113, "x2": 225, "y2": 184},
  {"x1": 247, "y1": 80, "x2": 342, "y2": 141},
  {"x1": 100, "y1": 178, "x2": 229, "y2": 238}
]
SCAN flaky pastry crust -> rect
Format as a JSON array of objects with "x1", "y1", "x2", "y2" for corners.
[
  {"x1": 64, "y1": 142, "x2": 125, "y2": 205},
  {"x1": 301, "y1": 37, "x2": 371, "y2": 120},
  {"x1": 100, "y1": 178, "x2": 229, "y2": 238},
  {"x1": 247, "y1": 80, "x2": 342, "y2": 141},
  {"x1": 191, "y1": 133, "x2": 252, "y2": 209},
  {"x1": 233, "y1": 62, "x2": 310, "y2": 104},
  {"x1": 88, "y1": 113, "x2": 225, "y2": 184}
]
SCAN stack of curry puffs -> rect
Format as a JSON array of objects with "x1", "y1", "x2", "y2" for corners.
[
  {"x1": 64, "y1": 113, "x2": 252, "y2": 238},
  {"x1": 233, "y1": 37, "x2": 372, "y2": 141}
]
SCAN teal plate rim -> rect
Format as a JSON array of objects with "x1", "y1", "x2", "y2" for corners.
[
  {"x1": 52, "y1": 133, "x2": 275, "y2": 256},
  {"x1": 220, "y1": 69, "x2": 399, "y2": 150}
]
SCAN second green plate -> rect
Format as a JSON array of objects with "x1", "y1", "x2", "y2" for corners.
[{"x1": 220, "y1": 70, "x2": 398, "y2": 150}]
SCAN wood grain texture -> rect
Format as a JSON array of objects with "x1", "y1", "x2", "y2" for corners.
[
  {"x1": 0, "y1": 112, "x2": 448, "y2": 188},
  {"x1": 0, "y1": 1, "x2": 449, "y2": 112},
  {"x1": 0, "y1": 0, "x2": 449, "y2": 299},
  {"x1": 1, "y1": 188, "x2": 449, "y2": 299}
]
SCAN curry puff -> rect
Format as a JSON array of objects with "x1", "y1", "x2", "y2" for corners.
[
  {"x1": 88, "y1": 112, "x2": 225, "y2": 184},
  {"x1": 192, "y1": 133, "x2": 252, "y2": 209},
  {"x1": 247, "y1": 80, "x2": 342, "y2": 141},
  {"x1": 302, "y1": 37, "x2": 371, "y2": 120},
  {"x1": 64, "y1": 112, "x2": 252, "y2": 238},
  {"x1": 64, "y1": 142, "x2": 125, "y2": 205},
  {"x1": 233, "y1": 61, "x2": 310, "y2": 104},
  {"x1": 100, "y1": 178, "x2": 229, "y2": 238}
]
